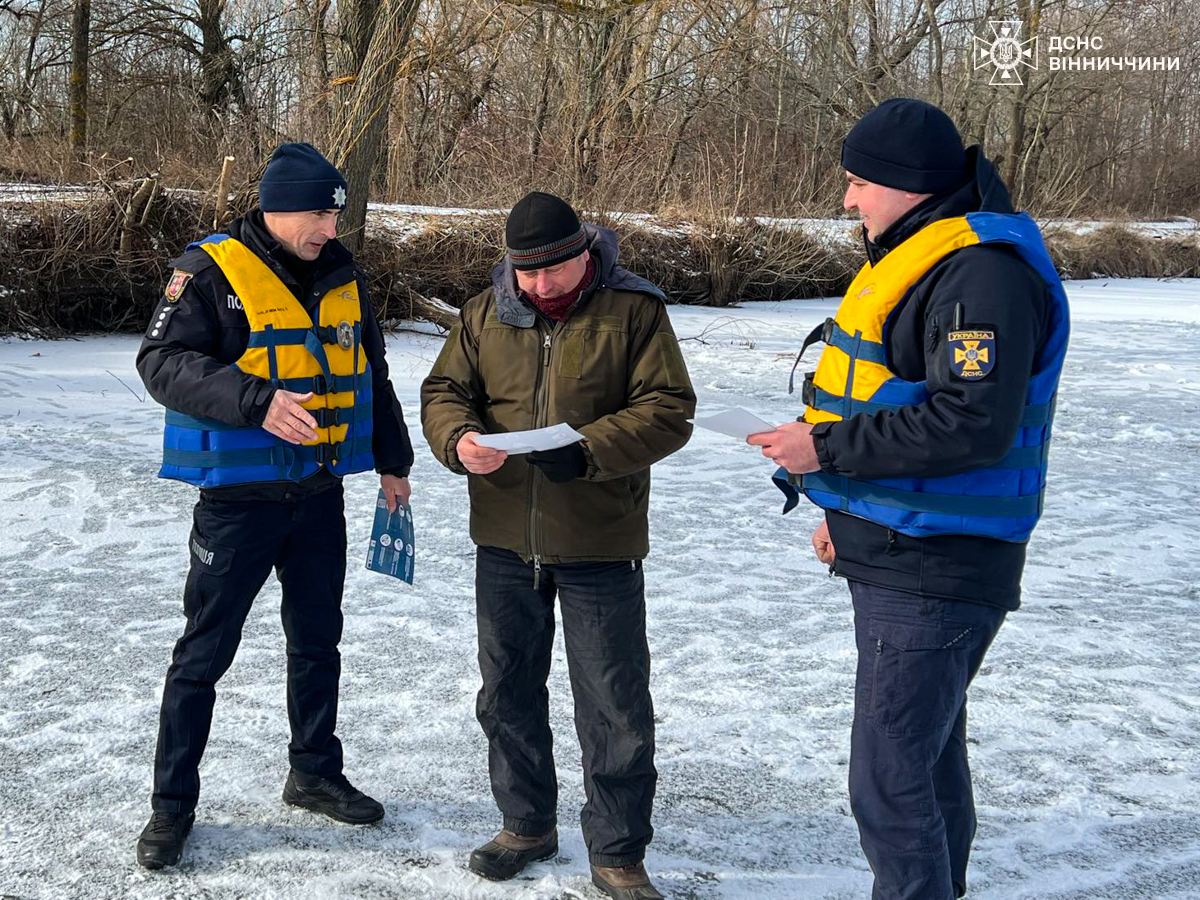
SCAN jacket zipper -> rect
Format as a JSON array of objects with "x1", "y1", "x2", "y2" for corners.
[{"x1": 529, "y1": 329, "x2": 553, "y2": 587}]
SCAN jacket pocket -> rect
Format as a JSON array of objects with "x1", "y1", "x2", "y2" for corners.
[{"x1": 867, "y1": 618, "x2": 973, "y2": 738}]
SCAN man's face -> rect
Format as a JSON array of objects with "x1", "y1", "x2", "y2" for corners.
[
  {"x1": 842, "y1": 172, "x2": 930, "y2": 241},
  {"x1": 514, "y1": 251, "x2": 589, "y2": 299},
  {"x1": 262, "y1": 209, "x2": 341, "y2": 261}
]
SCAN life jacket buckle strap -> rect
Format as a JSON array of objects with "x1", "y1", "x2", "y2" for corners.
[
  {"x1": 788, "y1": 319, "x2": 830, "y2": 395},
  {"x1": 315, "y1": 441, "x2": 344, "y2": 465},
  {"x1": 313, "y1": 407, "x2": 346, "y2": 428},
  {"x1": 801, "y1": 372, "x2": 817, "y2": 408},
  {"x1": 312, "y1": 373, "x2": 329, "y2": 395},
  {"x1": 313, "y1": 324, "x2": 339, "y2": 346}
]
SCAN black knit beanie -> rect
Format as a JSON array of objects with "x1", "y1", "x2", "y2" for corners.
[
  {"x1": 505, "y1": 192, "x2": 587, "y2": 270},
  {"x1": 259, "y1": 142, "x2": 348, "y2": 213},
  {"x1": 841, "y1": 98, "x2": 967, "y2": 194}
]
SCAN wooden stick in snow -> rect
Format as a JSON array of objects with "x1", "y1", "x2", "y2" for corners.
[
  {"x1": 214, "y1": 155, "x2": 235, "y2": 231},
  {"x1": 120, "y1": 175, "x2": 157, "y2": 257}
]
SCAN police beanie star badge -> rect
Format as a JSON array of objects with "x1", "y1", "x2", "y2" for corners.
[
  {"x1": 841, "y1": 98, "x2": 967, "y2": 194},
  {"x1": 505, "y1": 191, "x2": 587, "y2": 271},
  {"x1": 259, "y1": 142, "x2": 349, "y2": 213}
]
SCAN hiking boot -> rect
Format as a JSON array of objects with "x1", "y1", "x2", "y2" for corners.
[
  {"x1": 282, "y1": 770, "x2": 384, "y2": 825},
  {"x1": 136, "y1": 811, "x2": 195, "y2": 870},
  {"x1": 468, "y1": 828, "x2": 558, "y2": 881},
  {"x1": 591, "y1": 862, "x2": 665, "y2": 900}
]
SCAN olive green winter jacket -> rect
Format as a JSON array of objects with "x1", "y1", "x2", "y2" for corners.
[{"x1": 420, "y1": 225, "x2": 696, "y2": 563}]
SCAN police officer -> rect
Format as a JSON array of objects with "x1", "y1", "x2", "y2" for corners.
[
  {"x1": 421, "y1": 192, "x2": 695, "y2": 900},
  {"x1": 134, "y1": 143, "x2": 414, "y2": 869},
  {"x1": 749, "y1": 99, "x2": 1070, "y2": 899}
]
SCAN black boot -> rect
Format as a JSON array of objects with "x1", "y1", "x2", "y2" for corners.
[
  {"x1": 136, "y1": 811, "x2": 195, "y2": 870},
  {"x1": 468, "y1": 828, "x2": 558, "y2": 881},
  {"x1": 282, "y1": 771, "x2": 384, "y2": 825},
  {"x1": 591, "y1": 862, "x2": 665, "y2": 900}
]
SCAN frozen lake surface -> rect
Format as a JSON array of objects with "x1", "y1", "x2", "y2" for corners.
[{"x1": 2, "y1": 278, "x2": 1198, "y2": 899}]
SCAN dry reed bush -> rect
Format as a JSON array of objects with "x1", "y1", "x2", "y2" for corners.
[
  {"x1": 356, "y1": 209, "x2": 861, "y2": 314},
  {"x1": 3, "y1": 186, "x2": 1197, "y2": 337},
  {"x1": 608, "y1": 213, "x2": 859, "y2": 306},
  {"x1": 1042, "y1": 225, "x2": 1200, "y2": 280},
  {"x1": 358, "y1": 214, "x2": 507, "y2": 328},
  {"x1": 0, "y1": 137, "x2": 230, "y2": 197},
  {"x1": 0, "y1": 182, "x2": 203, "y2": 335}
]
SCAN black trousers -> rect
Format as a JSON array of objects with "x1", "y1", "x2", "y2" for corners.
[
  {"x1": 848, "y1": 580, "x2": 1007, "y2": 900},
  {"x1": 474, "y1": 546, "x2": 656, "y2": 867},
  {"x1": 151, "y1": 485, "x2": 348, "y2": 814}
]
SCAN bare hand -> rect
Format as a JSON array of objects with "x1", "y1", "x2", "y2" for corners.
[
  {"x1": 746, "y1": 421, "x2": 819, "y2": 474},
  {"x1": 812, "y1": 519, "x2": 836, "y2": 565},
  {"x1": 381, "y1": 474, "x2": 411, "y2": 512},
  {"x1": 456, "y1": 431, "x2": 508, "y2": 475},
  {"x1": 263, "y1": 390, "x2": 318, "y2": 444}
]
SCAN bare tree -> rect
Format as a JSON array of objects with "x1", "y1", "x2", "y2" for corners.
[
  {"x1": 67, "y1": 0, "x2": 86, "y2": 149},
  {"x1": 329, "y1": 0, "x2": 422, "y2": 252}
]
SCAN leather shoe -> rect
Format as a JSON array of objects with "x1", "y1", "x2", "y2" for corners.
[{"x1": 468, "y1": 828, "x2": 558, "y2": 880}]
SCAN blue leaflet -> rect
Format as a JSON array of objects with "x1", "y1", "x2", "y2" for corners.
[{"x1": 365, "y1": 489, "x2": 415, "y2": 584}]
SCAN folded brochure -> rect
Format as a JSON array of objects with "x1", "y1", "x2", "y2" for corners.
[{"x1": 365, "y1": 489, "x2": 414, "y2": 584}]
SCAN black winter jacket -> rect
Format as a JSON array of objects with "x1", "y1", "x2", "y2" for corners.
[
  {"x1": 136, "y1": 210, "x2": 414, "y2": 501},
  {"x1": 812, "y1": 148, "x2": 1054, "y2": 609}
]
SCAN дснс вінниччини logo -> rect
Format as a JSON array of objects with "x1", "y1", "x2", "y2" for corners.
[{"x1": 974, "y1": 20, "x2": 1038, "y2": 86}]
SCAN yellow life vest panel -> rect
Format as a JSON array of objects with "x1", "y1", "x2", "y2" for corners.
[
  {"x1": 159, "y1": 235, "x2": 374, "y2": 487},
  {"x1": 777, "y1": 212, "x2": 1070, "y2": 541}
]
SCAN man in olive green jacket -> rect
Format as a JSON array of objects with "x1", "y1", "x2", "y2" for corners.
[{"x1": 421, "y1": 192, "x2": 694, "y2": 900}]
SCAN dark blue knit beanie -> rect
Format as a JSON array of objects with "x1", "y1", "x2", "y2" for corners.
[
  {"x1": 841, "y1": 98, "x2": 967, "y2": 194},
  {"x1": 259, "y1": 142, "x2": 348, "y2": 212}
]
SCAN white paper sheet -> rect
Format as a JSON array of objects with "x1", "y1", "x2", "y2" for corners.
[
  {"x1": 690, "y1": 408, "x2": 778, "y2": 440},
  {"x1": 473, "y1": 423, "x2": 586, "y2": 455}
]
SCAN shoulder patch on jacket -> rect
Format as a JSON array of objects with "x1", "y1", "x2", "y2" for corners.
[
  {"x1": 655, "y1": 331, "x2": 689, "y2": 389},
  {"x1": 948, "y1": 329, "x2": 996, "y2": 380},
  {"x1": 164, "y1": 269, "x2": 193, "y2": 302}
]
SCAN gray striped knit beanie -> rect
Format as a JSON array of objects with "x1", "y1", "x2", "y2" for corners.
[{"x1": 505, "y1": 192, "x2": 587, "y2": 270}]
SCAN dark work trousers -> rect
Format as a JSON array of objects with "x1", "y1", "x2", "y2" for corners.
[
  {"x1": 848, "y1": 580, "x2": 1008, "y2": 900},
  {"x1": 474, "y1": 546, "x2": 656, "y2": 867},
  {"x1": 151, "y1": 484, "x2": 348, "y2": 814}
]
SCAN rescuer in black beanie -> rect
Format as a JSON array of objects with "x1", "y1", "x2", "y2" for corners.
[{"x1": 841, "y1": 98, "x2": 968, "y2": 195}]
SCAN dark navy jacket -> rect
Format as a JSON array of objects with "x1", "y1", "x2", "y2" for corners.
[{"x1": 813, "y1": 148, "x2": 1054, "y2": 609}]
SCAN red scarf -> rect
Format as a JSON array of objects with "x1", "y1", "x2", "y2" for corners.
[{"x1": 523, "y1": 257, "x2": 596, "y2": 323}]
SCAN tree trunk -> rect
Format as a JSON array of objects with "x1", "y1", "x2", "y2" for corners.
[
  {"x1": 297, "y1": 0, "x2": 333, "y2": 141},
  {"x1": 329, "y1": 0, "x2": 422, "y2": 254},
  {"x1": 197, "y1": 0, "x2": 246, "y2": 117},
  {"x1": 528, "y1": 12, "x2": 555, "y2": 174},
  {"x1": 69, "y1": 0, "x2": 90, "y2": 152}
]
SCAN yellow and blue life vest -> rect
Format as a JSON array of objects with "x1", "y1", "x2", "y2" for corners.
[
  {"x1": 159, "y1": 234, "x2": 374, "y2": 487},
  {"x1": 774, "y1": 212, "x2": 1070, "y2": 542}
]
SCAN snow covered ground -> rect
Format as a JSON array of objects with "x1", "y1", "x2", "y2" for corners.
[{"x1": 2, "y1": 278, "x2": 1199, "y2": 899}]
